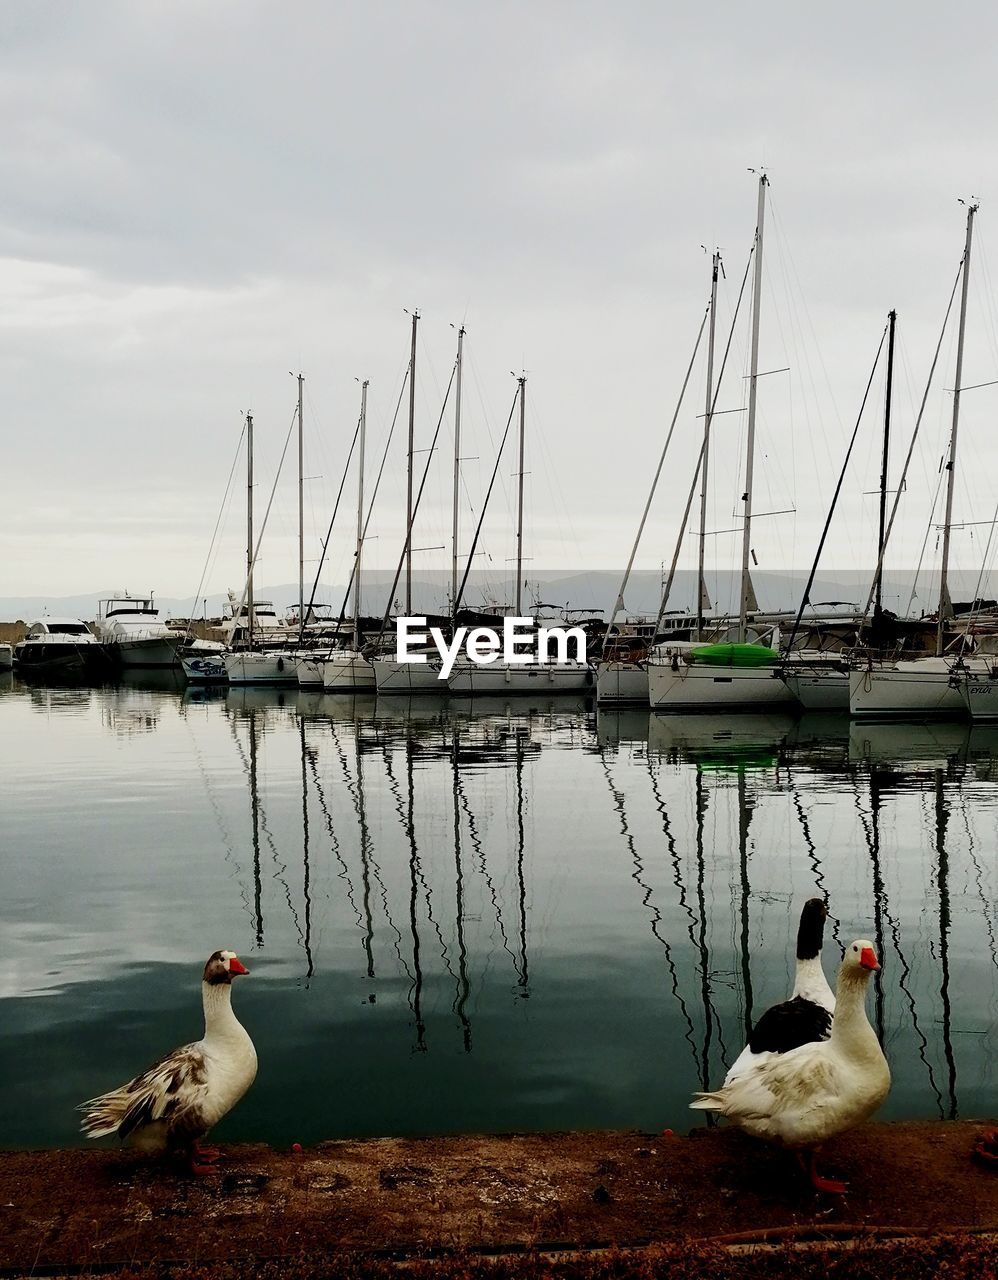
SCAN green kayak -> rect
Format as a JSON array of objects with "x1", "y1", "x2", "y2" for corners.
[{"x1": 689, "y1": 643, "x2": 779, "y2": 668}]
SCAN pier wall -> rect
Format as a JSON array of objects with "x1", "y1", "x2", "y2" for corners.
[{"x1": 1, "y1": 1123, "x2": 996, "y2": 1278}]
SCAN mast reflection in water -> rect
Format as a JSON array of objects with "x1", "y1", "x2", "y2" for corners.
[{"x1": 1, "y1": 680, "x2": 997, "y2": 1148}]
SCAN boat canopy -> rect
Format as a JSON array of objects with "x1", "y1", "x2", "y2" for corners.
[
  {"x1": 101, "y1": 597, "x2": 158, "y2": 618},
  {"x1": 27, "y1": 618, "x2": 91, "y2": 636}
]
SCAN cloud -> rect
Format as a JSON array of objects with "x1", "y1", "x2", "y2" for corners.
[{"x1": 4, "y1": 1, "x2": 998, "y2": 601}]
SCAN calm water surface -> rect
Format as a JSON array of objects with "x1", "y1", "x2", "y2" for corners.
[{"x1": 2, "y1": 671, "x2": 997, "y2": 1148}]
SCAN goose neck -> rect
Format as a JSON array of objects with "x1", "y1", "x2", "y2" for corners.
[
  {"x1": 830, "y1": 970, "x2": 878, "y2": 1054},
  {"x1": 794, "y1": 954, "x2": 829, "y2": 993},
  {"x1": 201, "y1": 979, "x2": 241, "y2": 1039}
]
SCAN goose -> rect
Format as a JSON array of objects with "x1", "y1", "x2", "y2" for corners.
[
  {"x1": 79, "y1": 950, "x2": 257, "y2": 1174},
  {"x1": 691, "y1": 940, "x2": 890, "y2": 1194},
  {"x1": 724, "y1": 897, "x2": 835, "y2": 1086}
]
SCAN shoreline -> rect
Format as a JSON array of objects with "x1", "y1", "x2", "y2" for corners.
[{"x1": 2, "y1": 1121, "x2": 997, "y2": 1277}]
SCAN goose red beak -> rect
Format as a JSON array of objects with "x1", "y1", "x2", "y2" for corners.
[
  {"x1": 229, "y1": 957, "x2": 250, "y2": 976},
  {"x1": 859, "y1": 946, "x2": 879, "y2": 972}
]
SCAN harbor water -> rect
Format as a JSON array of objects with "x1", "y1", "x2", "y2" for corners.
[{"x1": 2, "y1": 672, "x2": 997, "y2": 1148}]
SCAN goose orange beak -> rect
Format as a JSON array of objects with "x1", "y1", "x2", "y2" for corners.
[
  {"x1": 229, "y1": 957, "x2": 250, "y2": 975},
  {"x1": 859, "y1": 946, "x2": 879, "y2": 972}
]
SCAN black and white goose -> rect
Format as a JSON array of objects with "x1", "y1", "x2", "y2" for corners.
[
  {"x1": 79, "y1": 950, "x2": 257, "y2": 1173},
  {"x1": 724, "y1": 897, "x2": 835, "y2": 1086}
]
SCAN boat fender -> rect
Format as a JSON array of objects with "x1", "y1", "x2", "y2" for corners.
[
  {"x1": 277, "y1": 656, "x2": 284, "y2": 672},
  {"x1": 671, "y1": 653, "x2": 680, "y2": 672}
]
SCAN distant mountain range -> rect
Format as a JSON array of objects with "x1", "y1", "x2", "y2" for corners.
[{"x1": 0, "y1": 568, "x2": 981, "y2": 623}]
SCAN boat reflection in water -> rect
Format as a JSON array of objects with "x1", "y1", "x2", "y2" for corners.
[
  {"x1": 847, "y1": 719, "x2": 970, "y2": 768},
  {"x1": 646, "y1": 712, "x2": 797, "y2": 770},
  {"x1": 1, "y1": 679, "x2": 997, "y2": 1147}
]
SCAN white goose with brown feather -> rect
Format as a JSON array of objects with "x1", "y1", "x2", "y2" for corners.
[{"x1": 79, "y1": 950, "x2": 257, "y2": 1172}]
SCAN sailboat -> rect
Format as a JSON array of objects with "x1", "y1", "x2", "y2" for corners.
[
  {"x1": 781, "y1": 310, "x2": 899, "y2": 711},
  {"x1": 850, "y1": 203, "x2": 985, "y2": 719},
  {"x1": 373, "y1": 314, "x2": 457, "y2": 693},
  {"x1": 647, "y1": 174, "x2": 796, "y2": 713},
  {"x1": 227, "y1": 378, "x2": 319, "y2": 686},
  {"x1": 318, "y1": 379, "x2": 377, "y2": 691},
  {"x1": 446, "y1": 374, "x2": 593, "y2": 695},
  {"x1": 224, "y1": 411, "x2": 297, "y2": 686},
  {"x1": 596, "y1": 254, "x2": 718, "y2": 705}
]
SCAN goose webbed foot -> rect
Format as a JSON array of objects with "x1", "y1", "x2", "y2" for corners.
[
  {"x1": 972, "y1": 1128, "x2": 998, "y2": 1166},
  {"x1": 188, "y1": 1140, "x2": 223, "y2": 1175},
  {"x1": 797, "y1": 1149, "x2": 848, "y2": 1195}
]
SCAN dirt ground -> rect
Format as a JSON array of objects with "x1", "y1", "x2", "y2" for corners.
[{"x1": 1, "y1": 1122, "x2": 997, "y2": 1278}]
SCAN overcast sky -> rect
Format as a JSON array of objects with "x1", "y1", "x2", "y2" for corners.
[{"x1": 5, "y1": 1, "x2": 998, "y2": 609}]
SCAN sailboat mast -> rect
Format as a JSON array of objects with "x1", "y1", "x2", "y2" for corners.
[
  {"x1": 297, "y1": 373, "x2": 305, "y2": 642},
  {"x1": 246, "y1": 411, "x2": 254, "y2": 651},
  {"x1": 406, "y1": 310, "x2": 419, "y2": 614},
  {"x1": 451, "y1": 326, "x2": 465, "y2": 616},
  {"x1": 696, "y1": 250, "x2": 721, "y2": 638},
  {"x1": 353, "y1": 380, "x2": 368, "y2": 651},
  {"x1": 515, "y1": 375, "x2": 526, "y2": 616},
  {"x1": 937, "y1": 202, "x2": 978, "y2": 657},
  {"x1": 874, "y1": 309, "x2": 897, "y2": 618},
  {"x1": 738, "y1": 174, "x2": 768, "y2": 642}
]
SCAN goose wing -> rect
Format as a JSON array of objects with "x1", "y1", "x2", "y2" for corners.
[
  {"x1": 723, "y1": 995, "x2": 832, "y2": 1085},
  {"x1": 703, "y1": 1045, "x2": 853, "y2": 1147},
  {"x1": 748, "y1": 995, "x2": 832, "y2": 1055},
  {"x1": 79, "y1": 1043, "x2": 210, "y2": 1142}
]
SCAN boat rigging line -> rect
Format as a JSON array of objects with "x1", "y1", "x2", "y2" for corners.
[
  {"x1": 301, "y1": 404, "x2": 362, "y2": 642},
  {"x1": 453, "y1": 386, "x2": 520, "y2": 616},
  {"x1": 182, "y1": 420, "x2": 246, "y2": 644},
  {"x1": 375, "y1": 358, "x2": 458, "y2": 643},
  {"x1": 650, "y1": 237, "x2": 755, "y2": 641},
  {"x1": 599, "y1": 298, "x2": 710, "y2": 655},
  {"x1": 230, "y1": 402, "x2": 301, "y2": 642},
  {"x1": 334, "y1": 368, "x2": 411, "y2": 635},
  {"x1": 784, "y1": 317, "x2": 889, "y2": 655},
  {"x1": 860, "y1": 258, "x2": 965, "y2": 623}
]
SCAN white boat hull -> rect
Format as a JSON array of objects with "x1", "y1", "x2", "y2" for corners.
[
  {"x1": 323, "y1": 651, "x2": 377, "y2": 691},
  {"x1": 14, "y1": 634, "x2": 106, "y2": 676},
  {"x1": 110, "y1": 636, "x2": 182, "y2": 668},
  {"x1": 0, "y1": 643, "x2": 12, "y2": 671},
  {"x1": 181, "y1": 653, "x2": 228, "y2": 683},
  {"x1": 372, "y1": 657, "x2": 445, "y2": 693},
  {"x1": 295, "y1": 656, "x2": 325, "y2": 687},
  {"x1": 781, "y1": 667, "x2": 849, "y2": 711},
  {"x1": 848, "y1": 660, "x2": 971, "y2": 719},
  {"x1": 647, "y1": 660, "x2": 795, "y2": 712},
  {"x1": 95, "y1": 600, "x2": 180, "y2": 669},
  {"x1": 447, "y1": 660, "x2": 594, "y2": 695},
  {"x1": 958, "y1": 666, "x2": 998, "y2": 719},
  {"x1": 224, "y1": 650, "x2": 299, "y2": 685},
  {"x1": 596, "y1": 661, "x2": 649, "y2": 704}
]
